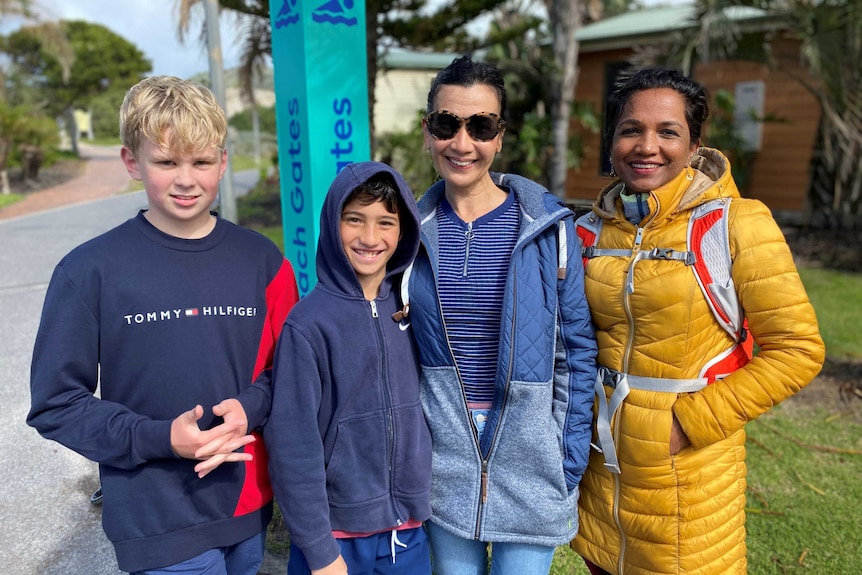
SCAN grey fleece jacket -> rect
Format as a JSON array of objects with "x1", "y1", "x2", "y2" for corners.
[{"x1": 407, "y1": 173, "x2": 597, "y2": 545}]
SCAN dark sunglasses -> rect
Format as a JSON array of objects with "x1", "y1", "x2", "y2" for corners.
[{"x1": 424, "y1": 110, "x2": 506, "y2": 142}]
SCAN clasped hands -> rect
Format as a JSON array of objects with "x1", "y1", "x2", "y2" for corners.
[{"x1": 170, "y1": 399, "x2": 255, "y2": 478}]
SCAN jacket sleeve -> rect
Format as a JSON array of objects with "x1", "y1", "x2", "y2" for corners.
[
  {"x1": 27, "y1": 262, "x2": 175, "y2": 468},
  {"x1": 264, "y1": 322, "x2": 342, "y2": 571},
  {"x1": 674, "y1": 199, "x2": 825, "y2": 448},
  {"x1": 558, "y1": 218, "x2": 599, "y2": 490},
  {"x1": 237, "y1": 258, "x2": 299, "y2": 430}
]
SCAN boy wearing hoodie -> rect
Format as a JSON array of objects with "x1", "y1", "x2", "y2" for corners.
[{"x1": 265, "y1": 162, "x2": 431, "y2": 575}]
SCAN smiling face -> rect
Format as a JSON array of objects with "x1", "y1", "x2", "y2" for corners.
[
  {"x1": 423, "y1": 84, "x2": 504, "y2": 196},
  {"x1": 611, "y1": 87, "x2": 698, "y2": 194},
  {"x1": 340, "y1": 197, "x2": 401, "y2": 300},
  {"x1": 121, "y1": 131, "x2": 226, "y2": 238}
]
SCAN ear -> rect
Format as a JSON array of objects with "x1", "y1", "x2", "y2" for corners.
[
  {"x1": 120, "y1": 146, "x2": 142, "y2": 181},
  {"x1": 218, "y1": 148, "x2": 228, "y2": 180},
  {"x1": 421, "y1": 119, "x2": 432, "y2": 151}
]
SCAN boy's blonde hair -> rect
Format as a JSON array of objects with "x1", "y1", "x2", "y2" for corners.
[{"x1": 119, "y1": 75, "x2": 228, "y2": 156}]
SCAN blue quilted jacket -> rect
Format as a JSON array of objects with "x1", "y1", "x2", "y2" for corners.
[{"x1": 407, "y1": 173, "x2": 597, "y2": 545}]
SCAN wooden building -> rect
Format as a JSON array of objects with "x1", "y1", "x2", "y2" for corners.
[
  {"x1": 567, "y1": 3, "x2": 820, "y2": 219},
  {"x1": 374, "y1": 49, "x2": 457, "y2": 134}
]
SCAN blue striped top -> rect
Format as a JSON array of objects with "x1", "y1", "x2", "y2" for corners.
[{"x1": 437, "y1": 190, "x2": 520, "y2": 404}]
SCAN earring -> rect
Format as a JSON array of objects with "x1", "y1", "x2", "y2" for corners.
[
  {"x1": 609, "y1": 162, "x2": 616, "y2": 178},
  {"x1": 685, "y1": 166, "x2": 694, "y2": 181}
]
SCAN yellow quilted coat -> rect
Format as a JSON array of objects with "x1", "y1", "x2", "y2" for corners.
[{"x1": 571, "y1": 148, "x2": 825, "y2": 574}]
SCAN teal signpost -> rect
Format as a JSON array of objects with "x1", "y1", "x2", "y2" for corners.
[{"x1": 269, "y1": 0, "x2": 370, "y2": 297}]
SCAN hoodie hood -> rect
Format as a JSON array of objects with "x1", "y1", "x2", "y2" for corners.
[{"x1": 316, "y1": 161, "x2": 420, "y2": 299}]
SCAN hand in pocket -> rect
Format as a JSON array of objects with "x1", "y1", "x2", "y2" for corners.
[{"x1": 670, "y1": 416, "x2": 690, "y2": 455}]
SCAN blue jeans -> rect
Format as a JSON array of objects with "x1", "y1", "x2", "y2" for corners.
[
  {"x1": 425, "y1": 521, "x2": 555, "y2": 575},
  {"x1": 130, "y1": 531, "x2": 265, "y2": 575},
  {"x1": 287, "y1": 526, "x2": 431, "y2": 575}
]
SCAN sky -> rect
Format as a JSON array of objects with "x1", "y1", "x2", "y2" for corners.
[
  {"x1": 28, "y1": 0, "x2": 504, "y2": 78},
  {"x1": 17, "y1": 0, "x2": 683, "y2": 79},
  {"x1": 51, "y1": 0, "x2": 245, "y2": 79}
]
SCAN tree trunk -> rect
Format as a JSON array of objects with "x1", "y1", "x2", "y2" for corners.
[
  {"x1": 807, "y1": 101, "x2": 862, "y2": 231},
  {"x1": 0, "y1": 138, "x2": 11, "y2": 195},
  {"x1": 546, "y1": 0, "x2": 581, "y2": 199}
]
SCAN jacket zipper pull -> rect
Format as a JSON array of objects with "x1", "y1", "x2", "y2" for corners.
[
  {"x1": 633, "y1": 226, "x2": 644, "y2": 251},
  {"x1": 370, "y1": 300, "x2": 379, "y2": 318},
  {"x1": 463, "y1": 222, "x2": 474, "y2": 276},
  {"x1": 481, "y1": 461, "x2": 489, "y2": 503}
]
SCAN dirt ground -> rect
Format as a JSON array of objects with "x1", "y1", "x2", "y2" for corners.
[
  {"x1": 790, "y1": 358, "x2": 862, "y2": 423},
  {"x1": 6, "y1": 157, "x2": 87, "y2": 194}
]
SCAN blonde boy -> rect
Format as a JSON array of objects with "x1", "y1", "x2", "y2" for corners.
[{"x1": 28, "y1": 76, "x2": 299, "y2": 574}]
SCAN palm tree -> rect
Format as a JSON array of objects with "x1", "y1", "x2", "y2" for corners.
[
  {"x1": 545, "y1": 0, "x2": 583, "y2": 198},
  {"x1": 773, "y1": 0, "x2": 862, "y2": 230},
  {"x1": 173, "y1": 0, "x2": 511, "y2": 147},
  {"x1": 175, "y1": 0, "x2": 270, "y2": 107},
  {"x1": 635, "y1": 0, "x2": 860, "y2": 230}
]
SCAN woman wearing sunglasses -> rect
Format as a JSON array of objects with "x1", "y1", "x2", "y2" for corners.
[{"x1": 404, "y1": 55, "x2": 598, "y2": 575}]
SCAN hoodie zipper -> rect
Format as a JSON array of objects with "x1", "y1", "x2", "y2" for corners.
[{"x1": 369, "y1": 299, "x2": 401, "y2": 525}]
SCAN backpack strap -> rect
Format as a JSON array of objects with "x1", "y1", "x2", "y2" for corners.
[
  {"x1": 594, "y1": 366, "x2": 707, "y2": 474},
  {"x1": 576, "y1": 201, "x2": 752, "y2": 360},
  {"x1": 687, "y1": 199, "x2": 745, "y2": 344}
]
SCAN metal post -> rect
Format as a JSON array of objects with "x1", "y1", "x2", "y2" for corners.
[{"x1": 204, "y1": 0, "x2": 237, "y2": 222}]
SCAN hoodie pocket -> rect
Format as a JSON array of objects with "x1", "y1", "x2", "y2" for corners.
[
  {"x1": 392, "y1": 400, "x2": 432, "y2": 496},
  {"x1": 326, "y1": 411, "x2": 388, "y2": 505}
]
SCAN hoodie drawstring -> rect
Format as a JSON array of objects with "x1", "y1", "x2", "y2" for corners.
[{"x1": 390, "y1": 529, "x2": 407, "y2": 564}]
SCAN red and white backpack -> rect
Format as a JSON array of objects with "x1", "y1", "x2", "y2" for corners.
[{"x1": 575, "y1": 198, "x2": 753, "y2": 383}]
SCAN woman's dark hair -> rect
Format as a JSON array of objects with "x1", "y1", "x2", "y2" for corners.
[
  {"x1": 426, "y1": 56, "x2": 507, "y2": 119},
  {"x1": 345, "y1": 172, "x2": 405, "y2": 216},
  {"x1": 605, "y1": 67, "x2": 709, "y2": 151}
]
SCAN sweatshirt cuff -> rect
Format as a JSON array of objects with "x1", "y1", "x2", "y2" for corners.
[
  {"x1": 301, "y1": 534, "x2": 343, "y2": 572},
  {"x1": 237, "y1": 384, "x2": 270, "y2": 430},
  {"x1": 134, "y1": 418, "x2": 177, "y2": 461}
]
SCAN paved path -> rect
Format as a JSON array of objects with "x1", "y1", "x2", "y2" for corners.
[
  {"x1": 1, "y1": 192, "x2": 147, "y2": 575},
  {"x1": 0, "y1": 144, "x2": 133, "y2": 221}
]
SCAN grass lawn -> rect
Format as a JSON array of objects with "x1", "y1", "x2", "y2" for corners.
[
  {"x1": 798, "y1": 267, "x2": 862, "y2": 361},
  {"x1": 745, "y1": 395, "x2": 862, "y2": 574},
  {"x1": 0, "y1": 193, "x2": 24, "y2": 210},
  {"x1": 246, "y1": 195, "x2": 862, "y2": 573}
]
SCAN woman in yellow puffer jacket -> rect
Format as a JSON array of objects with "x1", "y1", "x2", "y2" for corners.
[{"x1": 570, "y1": 68, "x2": 825, "y2": 575}]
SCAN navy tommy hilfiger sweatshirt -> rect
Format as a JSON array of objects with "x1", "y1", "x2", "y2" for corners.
[
  {"x1": 28, "y1": 212, "x2": 298, "y2": 572},
  {"x1": 265, "y1": 162, "x2": 431, "y2": 571}
]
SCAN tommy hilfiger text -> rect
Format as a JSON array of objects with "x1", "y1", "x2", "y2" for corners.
[{"x1": 123, "y1": 306, "x2": 258, "y2": 324}]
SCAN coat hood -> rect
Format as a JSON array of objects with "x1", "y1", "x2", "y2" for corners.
[
  {"x1": 593, "y1": 147, "x2": 741, "y2": 224},
  {"x1": 316, "y1": 161, "x2": 420, "y2": 299},
  {"x1": 416, "y1": 172, "x2": 572, "y2": 248}
]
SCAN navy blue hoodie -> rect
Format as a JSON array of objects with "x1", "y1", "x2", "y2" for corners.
[{"x1": 265, "y1": 162, "x2": 430, "y2": 570}]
